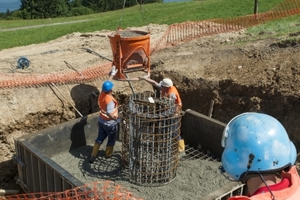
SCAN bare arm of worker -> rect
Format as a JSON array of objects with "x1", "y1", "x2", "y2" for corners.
[
  {"x1": 169, "y1": 93, "x2": 182, "y2": 113},
  {"x1": 108, "y1": 74, "x2": 114, "y2": 81},
  {"x1": 106, "y1": 101, "x2": 118, "y2": 120},
  {"x1": 140, "y1": 77, "x2": 160, "y2": 88},
  {"x1": 107, "y1": 112, "x2": 117, "y2": 120}
]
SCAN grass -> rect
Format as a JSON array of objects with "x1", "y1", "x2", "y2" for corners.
[
  {"x1": 0, "y1": 0, "x2": 298, "y2": 50},
  {"x1": 247, "y1": 14, "x2": 300, "y2": 36}
]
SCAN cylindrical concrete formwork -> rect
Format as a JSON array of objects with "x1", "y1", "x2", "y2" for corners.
[{"x1": 121, "y1": 91, "x2": 183, "y2": 186}]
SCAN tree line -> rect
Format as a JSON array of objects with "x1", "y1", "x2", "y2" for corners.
[{"x1": 0, "y1": 0, "x2": 161, "y2": 20}]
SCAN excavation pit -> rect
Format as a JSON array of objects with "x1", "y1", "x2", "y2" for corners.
[
  {"x1": 4, "y1": 22, "x2": 300, "y2": 200},
  {"x1": 13, "y1": 103, "x2": 244, "y2": 200}
]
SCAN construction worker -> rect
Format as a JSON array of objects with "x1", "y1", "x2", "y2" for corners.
[
  {"x1": 219, "y1": 112, "x2": 300, "y2": 199},
  {"x1": 89, "y1": 66, "x2": 119, "y2": 163},
  {"x1": 139, "y1": 77, "x2": 185, "y2": 157}
]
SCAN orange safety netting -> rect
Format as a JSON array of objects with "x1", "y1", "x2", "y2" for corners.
[
  {"x1": 1, "y1": 181, "x2": 143, "y2": 200},
  {"x1": 1, "y1": 0, "x2": 300, "y2": 89},
  {"x1": 0, "y1": 0, "x2": 299, "y2": 89},
  {"x1": 151, "y1": 0, "x2": 300, "y2": 53}
]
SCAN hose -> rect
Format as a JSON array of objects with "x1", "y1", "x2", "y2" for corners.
[{"x1": 17, "y1": 57, "x2": 30, "y2": 69}]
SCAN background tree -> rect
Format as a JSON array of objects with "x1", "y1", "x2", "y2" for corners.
[
  {"x1": 15, "y1": 0, "x2": 160, "y2": 19},
  {"x1": 20, "y1": 0, "x2": 68, "y2": 19},
  {"x1": 83, "y1": 0, "x2": 159, "y2": 13},
  {"x1": 70, "y1": 0, "x2": 82, "y2": 7},
  {"x1": 44, "y1": 0, "x2": 69, "y2": 18},
  {"x1": 81, "y1": 0, "x2": 98, "y2": 11}
]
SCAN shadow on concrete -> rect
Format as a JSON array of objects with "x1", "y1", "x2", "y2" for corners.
[{"x1": 69, "y1": 116, "x2": 88, "y2": 152}]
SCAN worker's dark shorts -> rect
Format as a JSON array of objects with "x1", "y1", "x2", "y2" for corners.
[{"x1": 96, "y1": 121, "x2": 118, "y2": 146}]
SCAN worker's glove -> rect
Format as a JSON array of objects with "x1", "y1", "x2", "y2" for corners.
[{"x1": 110, "y1": 65, "x2": 118, "y2": 76}]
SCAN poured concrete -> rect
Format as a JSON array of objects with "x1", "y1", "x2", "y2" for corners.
[{"x1": 15, "y1": 110, "x2": 239, "y2": 199}]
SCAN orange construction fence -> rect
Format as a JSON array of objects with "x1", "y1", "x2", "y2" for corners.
[
  {"x1": 0, "y1": 0, "x2": 299, "y2": 89},
  {"x1": 151, "y1": 0, "x2": 300, "y2": 53},
  {"x1": 1, "y1": 181, "x2": 143, "y2": 200}
]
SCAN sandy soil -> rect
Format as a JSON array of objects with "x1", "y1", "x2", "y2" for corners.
[{"x1": 1, "y1": 22, "x2": 300, "y2": 198}]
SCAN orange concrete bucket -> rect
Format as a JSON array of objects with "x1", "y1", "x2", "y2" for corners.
[{"x1": 108, "y1": 30, "x2": 150, "y2": 80}]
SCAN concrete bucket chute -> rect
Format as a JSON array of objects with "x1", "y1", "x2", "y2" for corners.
[{"x1": 108, "y1": 29, "x2": 151, "y2": 80}]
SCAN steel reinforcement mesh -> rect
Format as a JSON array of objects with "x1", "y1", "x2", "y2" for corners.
[
  {"x1": 0, "y1": 0, "x2": 299, "y2": 89},
  {"x1": 120, "y1": 91, "x2": 183, "y2": 186},
  {"x1": 1, "y1": 181, "x2": 143, "y2": 200}
]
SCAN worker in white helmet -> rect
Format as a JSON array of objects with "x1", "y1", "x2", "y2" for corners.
[
  {"x1": 140, "y1": 77, "x2": 182, "y2": 107},
  {"x1": 220, "y1": 112, "x2": 300, "y2": 199},
  {"x1": 139, "y1": 76, "x2": 185, "y2": 157}
]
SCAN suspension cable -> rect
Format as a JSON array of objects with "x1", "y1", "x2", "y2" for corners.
[
  {"x1": 136, "y1": 0, "x2": 150, "y2": 33},
  {"x1": 119, "y1": 0, "x2": 150, "y2": 33},
  {"x1": 119, "y1": 0, "x2": 127, "y2": 29}
]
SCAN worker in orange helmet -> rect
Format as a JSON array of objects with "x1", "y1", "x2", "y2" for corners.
[
  {"x1": 219, "y1": 112, "x2": 300, "y2": 199},
  {"x1": 90, "y1": 66, "x2": 119, "y2": 163},
  {"x1": 139, "y1": 76, "x2": 185, "y2": 157}
]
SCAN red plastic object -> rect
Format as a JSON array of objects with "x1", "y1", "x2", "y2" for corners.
[{"x1": 108, "y1": 29, "x2": 150, "y2": 80}]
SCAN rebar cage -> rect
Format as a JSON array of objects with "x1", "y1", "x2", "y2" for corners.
[{"x1": 120, "y1": 91, "x2": 184, "y2": 186}]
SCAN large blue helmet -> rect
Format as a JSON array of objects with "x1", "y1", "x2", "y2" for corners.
[
  {"x1": 102, "y1": 81, "x2": 113, "y2": 92},
  {"x1": 220, "y1": 112, "x2": 296, "y2": 181}
]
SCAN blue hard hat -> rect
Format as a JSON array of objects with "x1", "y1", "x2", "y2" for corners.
[
  {"x1": 221, "y1": 112, "x2": 296, "y2": 181},
  {"x1": 102, "y1": 81, "x2": 113, "y2": 92}
]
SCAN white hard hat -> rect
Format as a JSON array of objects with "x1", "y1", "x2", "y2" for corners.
[{"x1": 159, "y1": 78, "x2": 173, "y2": 87}]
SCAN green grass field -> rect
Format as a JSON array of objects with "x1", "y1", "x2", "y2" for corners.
[{"x1": 0, "y1": 0, "x2": 299, "y2": 50}]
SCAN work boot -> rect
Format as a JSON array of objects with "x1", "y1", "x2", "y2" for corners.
[
  {"x1": 105, "y1": 146, "x2": 114, "y2": 158},
  {"x1": 178, "y1": 139, "x2": 186, "y2": 159},
  {"x1": 89, "y1": 143, "x2": 101, "y2": 163}
]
